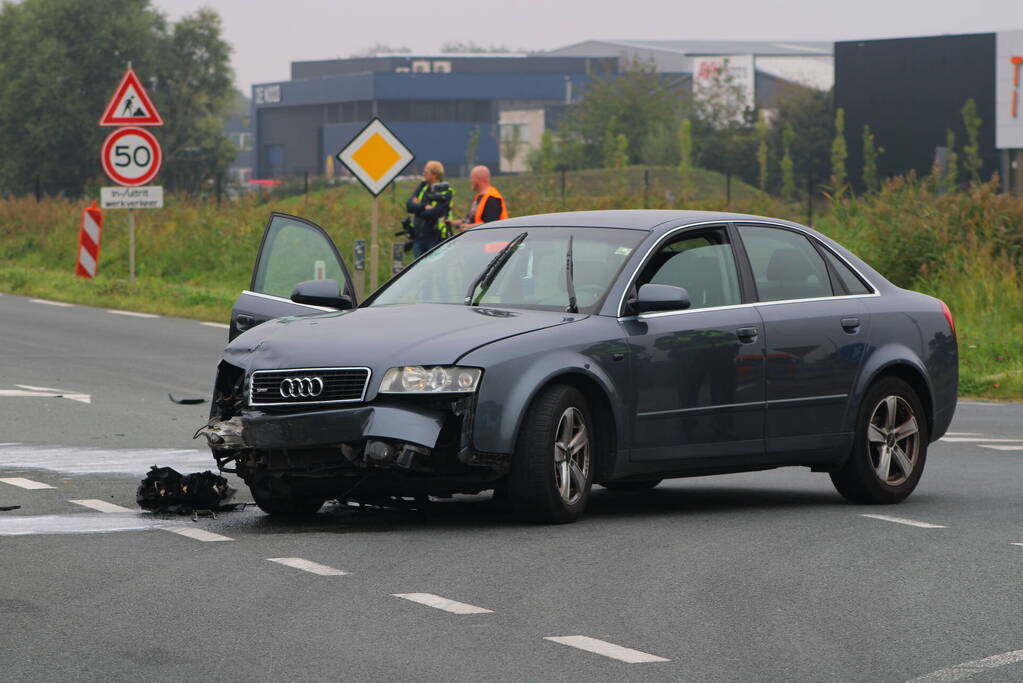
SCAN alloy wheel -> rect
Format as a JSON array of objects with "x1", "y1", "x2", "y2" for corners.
[
  {"x1": 866, "y1": 395, "x2": 920, "y2": 486},
  {"x1": 553, "y1": 406, "x2": 590, "y2": 505}
]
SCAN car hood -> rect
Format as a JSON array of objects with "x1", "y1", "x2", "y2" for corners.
[{"x1": 223, "y1": 303, "x2": 583, "y2": 372}]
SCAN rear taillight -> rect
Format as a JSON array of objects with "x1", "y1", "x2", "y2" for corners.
[{"x1": 940, "y1": 300, "x2": 956, "y2": 341}]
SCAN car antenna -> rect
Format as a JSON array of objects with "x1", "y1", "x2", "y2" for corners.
[
  {"x1": 463, "y1": 232, "x2": 528, "y2": 306},
  {"x1": 565, "y1": 234, "x2": 577, "y2": 314}
]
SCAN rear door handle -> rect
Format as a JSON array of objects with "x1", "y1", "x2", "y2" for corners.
[
  {"x1": 235, "y1": 314, "x2": 256, "y2": 331},
  {"x1": 736, "y1": 326, "x2": 759, "y2": 343},
  {"x1": 841, "y1": 317, "x2": 861, "y2": 333}
]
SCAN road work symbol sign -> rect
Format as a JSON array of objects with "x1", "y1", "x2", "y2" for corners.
[
  {"x1": 101, "y1": 127, "x2": 162, "y2": 187},
  {"x1": 99, "y1": 68, "x2": 163, "y2": 126},
  {"x1": 336, "y1": 118, "x2": 414, "y2": 196}
]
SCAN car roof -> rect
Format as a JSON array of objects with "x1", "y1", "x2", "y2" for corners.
[{"x1": 475, "y1": 209, "x2": 803, "y2": 233}]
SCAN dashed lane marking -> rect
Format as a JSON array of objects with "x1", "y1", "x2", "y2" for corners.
[
  {"x1": 107, "y1": 309, "x2": 159, "y2": 318},
  {"x1": 29, "y1": 298, "x2": 72, "y2": 307},
  {"x1": 267, "y1": 558, "x2": 349, "y2": 576},
  {"x1": 164, "y1": 527, "x2": 233, "y2": 542},
  {"x1": 392, "y1": 593, "x2": 493, "y2": 614},
  {"x1": 0, "y1": 477, "x2": 54, "y2": 490},
  {"x1": 939, "y1": 437, "x2": 1023, "y2": 443},
  {"x1": 861, "y1": 514, "x2": 947, "y2": 529},
  {"x1": 944, "y1": 432, "x2": 985, "y2": 436},
  {"x1": 69, "y1": 499, "x2": 134, "y2": 513},
  {"x1": 544, "y1": 636, "x2": 671, "y2": 664},
  {"x1": 13, "y1": 384, "x2": 91, "y2": 404},
  {"x1": 199, "y1": 322, "x2": 230, "y2": 329},
  {"x1": 978, "y1": 445, "x2": 1023, "y2": 451},
  {"x1": 906, "y1": 648, "x2": 1023, "y2": 682}
]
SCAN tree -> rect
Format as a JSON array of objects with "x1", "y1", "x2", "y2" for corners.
[
  {"x1": 861, "y1": 124, "x2": 884, "y2": 192},
  {"x1": 961, "y1": 98, "x2": 982, "y2": 185},
  {"x1": 441, "y1": 41, "x2": 515, "y2": 54},
  {"x1": 528, "y1": 130, "x2": 556, "y2": 174},
  {"x1": 465, "y1": 125, "x2": 480, "y2": 171},
  {"x1": 501, "y1": 123, "x2": 524, "y2": 169},
  {"x1": 678, "y1": 119, "x2": 693, "y2": 186},
  {"x1": 0, "y1": 0, "x2": 236, "y2": 197},
  {"x1": 350, "y1": 42, "x2": 410, "y2": 56},
  {"x1": 780, "y1": 123, "x2": 796, "y2": 199},
  {"x1": 755, "y1": 111, "x2": 768, "y2": 190},
  {"x1": 830, "y1": 107, "x2": 848, "y2": 194},
  {"x1": 767, "y1": 87, "x2": 832, "y2": 192},
  {"x1": 944, "y1": 129, "x2": 958, "y2": 190},
  {"x1": 556, "y1": 57, "x2": 677, "y2": 169}
]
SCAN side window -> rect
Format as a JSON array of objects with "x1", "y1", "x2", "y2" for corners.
[
  {"x1": 637, "y1": 228, "x2": 741, "y2": 309},
  {"x1": 822, "y1": 249, "x2": 872, "y2": 295},
  {"x1": 738, "y1": 225, "x2": 833, "y2": 302},
  {"x1": 253, "y1": 215, "x2": 346, "y2": 299}
]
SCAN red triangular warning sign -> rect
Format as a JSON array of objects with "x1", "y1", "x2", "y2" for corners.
[{"x1": 99, "y1": 68, "x2": 163, "y2": 126}]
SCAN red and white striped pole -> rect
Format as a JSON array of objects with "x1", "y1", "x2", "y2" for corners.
[{"x1": 75, "y1": 201, "x2": 103, "y2": 278}]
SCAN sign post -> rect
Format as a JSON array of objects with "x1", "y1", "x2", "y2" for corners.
[
  {"x1": 98, "y1": 66, "x2": 163, "y2": 283},
  {"x1": 335, "y1": 118, "x2": 414, "y2": 291}
]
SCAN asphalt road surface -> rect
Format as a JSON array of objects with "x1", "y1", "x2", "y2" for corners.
[{"x1": 2, "y1": 292, "x2": 1023, "y2": 683}]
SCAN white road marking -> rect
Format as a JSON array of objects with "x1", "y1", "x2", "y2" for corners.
[
  {"x1": 69, "y1": 499, "x2": 134, "y2": 513},
  {"x1": 267, "y1": 558, "x2": 348, "y2": 576},
  {"x1": 30, "y1": 298, "x2": 72, "y2": 307},
  {"x1": 0, "y1": 514, "x2": 169, "y2": 536},
  {"x1": 939, "y1": 437, "x2": 1023, "y2": 443},
  {"x1": 107, "y1": 309, "x2": 159, "y2": 318},
  {"x1": 200, "y1": 322, "x2": 230, "y2": 329},
  {"x1": 544, "y1": 636, "x2": 670, "y2": 664},
  {"x1": 944, "y1": 432, "x2": 985, "y2": 436},
  {"x1": 13, "y1": 384, "x2": 91, "y2": 404},
  {"x1": 0, "y1": 477, "x2": 54, "y2": 490},
  {"x1": 978, "y1": 445, "x2": 1023, "y2": 451},
  {"x1": 392, "y1": 593, "x2": 493, "y2": 614},
  {"x1": 906, "y1": 648, "x2": 1023, "y2": 682},
  {"x1": 0, "y1": 444, "x2": 209, "y2": 475},
  {"x1": 860, "y1": 514, "x2": 946, "y2": 529},
  {"x1": 164, "y1": 527, "x2": 233, "y2": 542}
]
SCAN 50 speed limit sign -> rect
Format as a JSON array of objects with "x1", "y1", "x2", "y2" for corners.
[{"x1": 101, "y1": 126, "x2": 162, "y2": 187}]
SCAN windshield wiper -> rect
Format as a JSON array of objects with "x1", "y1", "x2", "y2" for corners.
[
  {"x1": 463, "y1": 231, "x2": 528, "y2": 306},
  {"x1": 565, "y1": 235, "x2": 578, "y2": 313}
]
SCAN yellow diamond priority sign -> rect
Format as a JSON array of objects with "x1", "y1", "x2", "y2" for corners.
[{"x1": 336, "y1": 118, "x2": 415, "y2": 196}]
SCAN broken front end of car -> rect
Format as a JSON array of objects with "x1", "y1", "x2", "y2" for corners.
[{"x1": 197, "y1": 361, "x2": 506, "y2": 510}]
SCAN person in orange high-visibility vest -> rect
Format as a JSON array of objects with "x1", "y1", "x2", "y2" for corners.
[{"x1": 450, "y1": 165, "x2": 508, "y2": 232}]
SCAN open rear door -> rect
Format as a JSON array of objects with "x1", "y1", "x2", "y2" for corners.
[{"x1": 228, "y1": 212, "x2": 356, "y2": 340}]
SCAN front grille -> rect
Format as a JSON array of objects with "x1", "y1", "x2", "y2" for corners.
[{"x1": 249, "y1": 367, "x2": 371, "y2": 407}]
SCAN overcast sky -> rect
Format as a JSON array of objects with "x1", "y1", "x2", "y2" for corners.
[{"x1": 156, "y1": 0, "x2": 1023, "y2": 93}]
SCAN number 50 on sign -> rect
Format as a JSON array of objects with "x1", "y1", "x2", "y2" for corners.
[{"x1": 101, "y1": 127, "x2": 162, "y2": 187}]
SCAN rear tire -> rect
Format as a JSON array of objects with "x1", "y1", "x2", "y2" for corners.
[
  {"x1": 830, "y1": 377, "x2": 928, "y2": 504},
  {"x1": 602, "y1": 479, "x2": 662, "y2": 491},
  {"x1": 249, "y1": 476, "x2": 324, "y2": 517},
  {"x1": 508, "y1": 384, "x2": 595, "y2": 524}
]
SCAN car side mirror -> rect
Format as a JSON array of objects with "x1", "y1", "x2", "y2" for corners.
[
  {"x1": 291, "y1": 279, "x2": 353, "y2": 310},
  {"x1": 633, "y1": 283, "x2": 691, "y2": 313}
]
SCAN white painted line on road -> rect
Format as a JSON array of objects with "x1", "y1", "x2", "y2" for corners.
[
  {"x1": 0, "y1": 477, "x2": 54, "y2": 490},
  {"x1": 164, "y1": 527, "x2": 233, "y2": 542},
  {"x1": 29, "y1": 298, "x2": 72, "y2": 307},
  {"x1": 861, "y1": 514, "x2": 947, "y2": 529},
  {"x1": 544, "y1": 636, "x2": 670, "y2": 664},
  {"x1": 107, "y1": 309, "x2": 159, "y2": 318},
  {"x1": 392, "y1": 593, "x2": 493, "y2": 614},
  {"x1": 940, "y1": 437, "x2": 1023, "y2": 443},
  {"x1": 267, "y1": 558, "x2": 348, "y2": 576},
  {"x1": 13, "y1": 384, "x2": 91, "y2": 404},
  {"x1": 906, "y1": 647, "x2": 1023, "y2": 682},
  {"x1": 957, "y1": 401, "x2": 1010, "y2": 407},
  {"x1": 69, "y1": 499, "x2": 134, "y2": 513},
  {"x1": 978, "y1": 445, "x2": 1023, "y2": 451},
  {"x1": 944, "y1": 432, "x2": 985, "y2": 437},
  {"x1": 200, "y1": 322, "x2": 230, "y2": 329}
]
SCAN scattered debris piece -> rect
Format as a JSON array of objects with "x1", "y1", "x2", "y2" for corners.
[
  {"x1": 168, "y1": 393, "x2": 207, "y2": 405},
  {"x1": 136, "y1": 466, "x2": 236, "y2": 514}
]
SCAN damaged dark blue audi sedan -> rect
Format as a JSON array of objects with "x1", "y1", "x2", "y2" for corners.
[{"x1": 200, "y1": 210, "x2": 958, "y2": 524}]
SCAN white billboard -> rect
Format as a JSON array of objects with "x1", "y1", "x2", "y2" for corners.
[
  {"x1": 996, "y1": 30, "x2": 1023, "y2": 149},
  {"x1": 692, "y1": 54, "x2": 755, "y2": 124}
]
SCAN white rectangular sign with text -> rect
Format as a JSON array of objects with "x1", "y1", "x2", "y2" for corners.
[{"x1": 100, "y1": 186, "x2": 163, "y2": 210}]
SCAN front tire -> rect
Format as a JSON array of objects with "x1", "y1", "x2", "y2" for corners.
[
  {"x1": 508, "y1": 384, "x2": 595, "y2": 524},
  {"x1": 249, "y1": 476, "x2": 325, "y2": 517},
  {"x1": 830, "y1": 377, "x2": 928, "y2": 504}
]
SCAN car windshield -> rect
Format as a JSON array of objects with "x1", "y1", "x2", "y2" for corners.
[{"x1": 368, "y1": 227, "x2": 647, "y2": 313}]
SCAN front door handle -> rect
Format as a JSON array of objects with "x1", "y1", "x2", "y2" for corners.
[
  {"x1": 235, "y1": 314, "x2": 256, "y2": 331},
  {"x1": 735, "y1": 326, "x2": 759, "y2": 343},
  {"x1": 841, "y1": 317, "x2": 861, "y2": 333}
]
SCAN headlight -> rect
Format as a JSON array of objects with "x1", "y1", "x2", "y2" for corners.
[{"x1": 379, "y1": 366, "x2": 482, "y2": 394}]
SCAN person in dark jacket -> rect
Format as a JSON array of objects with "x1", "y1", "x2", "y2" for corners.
[{"x1": 405, "y1": 160, "x2": 454, "y2": 257}]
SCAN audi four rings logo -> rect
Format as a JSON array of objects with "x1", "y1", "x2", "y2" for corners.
[{"x1": 279, "y1": 376, "x2": 325, "y2": 398}]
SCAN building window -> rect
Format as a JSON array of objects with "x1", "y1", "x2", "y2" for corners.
[{"x1": 432, "y1": 61, "x2": 451, "y2": 73}]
